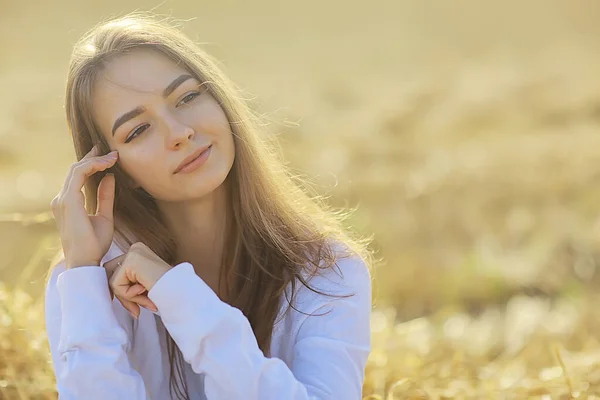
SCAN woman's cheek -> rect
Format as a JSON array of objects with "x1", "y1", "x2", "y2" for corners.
[{"x1": 120, "y1": 156, "x2": 158, "y2": 189}]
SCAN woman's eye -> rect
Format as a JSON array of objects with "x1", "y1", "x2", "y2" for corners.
[
  {"x1": 177, "y1": 91, "x2": 200, "y2": 107},
  {"x1": 125, "y1": 124, "x2": 149, "y2": 143}
]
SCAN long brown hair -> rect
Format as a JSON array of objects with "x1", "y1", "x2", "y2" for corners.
[{"x1": 46, "y1": 12, "x2": 373, "y2": 400}]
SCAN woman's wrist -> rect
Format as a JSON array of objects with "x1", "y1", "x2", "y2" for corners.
[{"x1": 65, "y1": 259, "x2": 101, "y2": 270}]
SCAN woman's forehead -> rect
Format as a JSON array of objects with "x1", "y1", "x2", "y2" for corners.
[
  {"x1": 96, "y1": 48, "x2": 192, "y2": 95},
  {"x1": 90, "y1": 49, "x2": 198, "y2": 139}
]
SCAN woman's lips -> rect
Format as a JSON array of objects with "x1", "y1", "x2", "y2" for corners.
[{"x1": 175, "y1": 145, "x2": 212, "y2": 174}]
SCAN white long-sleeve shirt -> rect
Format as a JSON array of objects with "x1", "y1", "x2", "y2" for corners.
[{"x1": 44, "y1": 240, "x2": 372, "y2": 399}]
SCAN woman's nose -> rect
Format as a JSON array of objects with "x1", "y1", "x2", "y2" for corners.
[{"x1": 165, "y1": 118, "x2": 195, "y2": 148}]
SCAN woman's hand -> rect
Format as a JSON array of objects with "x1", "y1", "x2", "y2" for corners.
[
  {"x1": 103, "y1": 242, "x2": 172, "y2": 319},
  {"x1": 50, "y1": 145, "x2": 118, "y2": 270}
]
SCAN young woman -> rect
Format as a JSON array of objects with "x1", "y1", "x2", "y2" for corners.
[{"x1": 44, "y1": 12, "x2": 373, "y2": 400}]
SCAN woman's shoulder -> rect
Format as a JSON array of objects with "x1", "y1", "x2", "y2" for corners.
[
  {"x1": 281, "y1": 242, "x2": 372, "y2": 316},
  {"x1": 305, "y1": 242, "x2": 371, "y2": 292}
]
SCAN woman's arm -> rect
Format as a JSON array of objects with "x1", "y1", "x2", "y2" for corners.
[
  {"x1": 45, "y1": 261, "x2": 148, "y2": 400},
  {"x1": 149, "y1": 254, "x2": 372, "y2": 400}
]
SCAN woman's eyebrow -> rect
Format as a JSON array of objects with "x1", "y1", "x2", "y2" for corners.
[
  {"x1": 112, "y1": 106, "x2": 146, "y2": 136},
  {"x1": 111, "y1": 74, "x2": 195, "y2": 136},
  {"x1": 163, "y1": 74, "x2": 194, "y2": 97}
]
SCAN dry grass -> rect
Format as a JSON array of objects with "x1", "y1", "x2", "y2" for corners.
[
  {"x1": 0, "y1": 284, "x2": 55, "y2": 400},
  {"x1": 3, "y1": 51, "x2": 600, "y2": 398},
  {"x1": 3, "y1": 284, "x2": 600, "y2": 399},
  {"x1": 3, "y1": 3, "x2": 600, "y2": 399}
]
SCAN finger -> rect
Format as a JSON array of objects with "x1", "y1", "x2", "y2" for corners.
[
  {"x1": 63, "y1": 156, "x2": 117, "y2": 200},
  {"x1": 125, "y1": 283, "x2": 147, "y2": 297},
  {"x1": 128, "y1": 293, "x2": 158, "y2": 312},
  {"x1": 64, "y1": 153, "x2": 118, "y2": 197},
  {"x1": 81, "y1": 145, "x2": 100, "y2": 161},
  {"x1": 117, "y1": 296, "x2": 141, "y2": 319},
  {"x1": 96, "y1": 172, "x2": 115, "y2": 220},
  {"x1": 62, "y1": 145, "x2": 101, "y2": 188}
]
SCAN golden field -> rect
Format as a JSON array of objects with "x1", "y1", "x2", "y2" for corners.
[{"x1": 2, "y1": 1, "x2": 600, "y2": 398}]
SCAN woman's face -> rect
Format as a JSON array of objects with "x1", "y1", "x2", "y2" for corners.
[{"x1": 91, "y1": 47, "x2": 235, "y2": 202}]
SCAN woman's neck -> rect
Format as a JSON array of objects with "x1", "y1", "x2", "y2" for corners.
[{"x1": 157, "y1": 184, "x2": 229, "y2": 295}]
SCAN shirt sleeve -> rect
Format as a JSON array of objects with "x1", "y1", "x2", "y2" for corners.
[
  {"x1": 44, "y1": 261, "x2": 149, "y2": 400},
  {"x1": 148, "y1": 253, "x2": 372, "y2": 400}
]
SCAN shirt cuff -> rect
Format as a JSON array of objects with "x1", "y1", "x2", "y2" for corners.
[
  {"x1": 56, "y1": 266, "x2": 120, "y2": 347},
  {"x1": 148, "y1": 262, "x2": 221, "y2": 319}
]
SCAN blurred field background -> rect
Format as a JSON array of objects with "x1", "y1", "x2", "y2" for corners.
[{"x1": 2, "y1": 0, "x2": 600, "y2": 398}]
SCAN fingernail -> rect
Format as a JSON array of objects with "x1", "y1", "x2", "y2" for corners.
[
  {"x1": 131, "y1": 311, "x2": 139, "y2": 319},
  {"x1": 150, "y1": 305, "x2": 158, "y2": 312}
]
